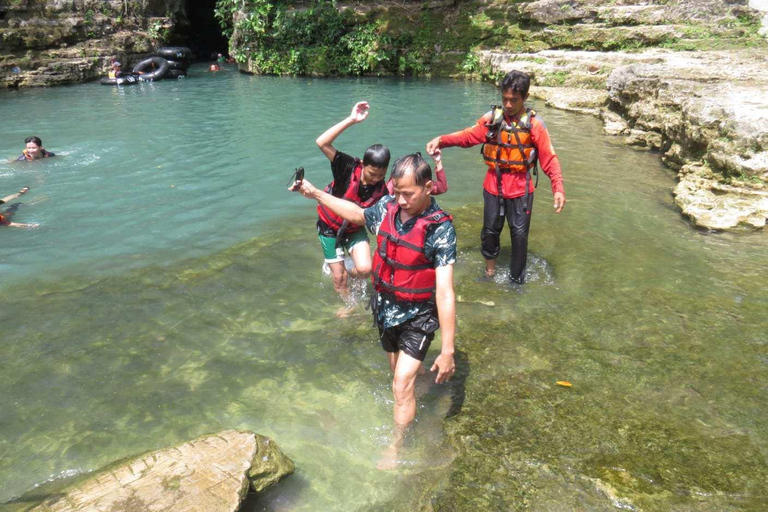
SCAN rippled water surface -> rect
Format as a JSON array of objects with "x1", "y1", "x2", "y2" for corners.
[{"x1": 1, "y1": 66, "x2": 766, "y2": 511}]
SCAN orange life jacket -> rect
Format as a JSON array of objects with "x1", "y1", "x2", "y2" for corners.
[
  {"x1": 372, "y1": 201, "x2": 452, "y2": 302},
  {"x1": 480, "y1": 106, "x2": 539, "y2": 213},
  {"x1": 317, "y1": 162, "x2": 386, "y2": 235}
]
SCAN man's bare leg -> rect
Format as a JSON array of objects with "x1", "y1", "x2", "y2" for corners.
[
  {"x1": 485, "y1": 258, "x2": 496, "y2": 277},
  {"x1": 4, "y1": 221, "x2": 39, "y2": 228},
  {"x1": 335, "y1": 241, "x2": 372, "y2": 317},
  {"x1": 0, "y1": 187, "x2": 29, "y2": 205},
  {"x1": 328, "y1": 261, "x2": 353, "y2": 317},
  {"x1": 378, "y1": 351, "x2": 422, "y2": 470},
  {"x1": 347, "y1": 240, "x2": 372, "y2": 279}
]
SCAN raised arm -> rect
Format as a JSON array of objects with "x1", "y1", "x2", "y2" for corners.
[
  {"x1": 426, "y1": 114, "x2": 489, "y2": 153},
  {"x1": 292, "y1": 178, "x2": 366, "y2": 226},
  {"x1": 428, "y1": 149, "x2": 447, "y2": 195},
  {"x1": 316, "y1": 101, "x2": 370, "y2": 161}
]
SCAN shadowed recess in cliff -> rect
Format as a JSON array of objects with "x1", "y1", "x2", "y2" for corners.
[{"x1": 183, "y1": 0, "x2": 229, "y2": 59}]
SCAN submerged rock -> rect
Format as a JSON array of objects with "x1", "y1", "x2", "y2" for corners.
[{"x1": 18, "y1": 430, "x2": 294, "y2": 512}]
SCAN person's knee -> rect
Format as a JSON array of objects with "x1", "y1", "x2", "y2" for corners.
[
  {"x1": 392, "y1": 375, "x2": 415, "y2": 405},
  {"x1": 355, "y1": 261, "x2": 372, "y2": 277},
  {"x1": 481, "y1": 224, "x2": 502, "y2": 238},
  {"x1": 510, "y1": 227, "x2": 530, "y2": 242}
]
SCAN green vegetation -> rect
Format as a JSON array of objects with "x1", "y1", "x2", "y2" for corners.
[
  {"x1": 213, "y1": 0, "x2": 508, "y2": 76},
  {"x1": 213, "y1": 0, "x2": 767, "y2": 78}
]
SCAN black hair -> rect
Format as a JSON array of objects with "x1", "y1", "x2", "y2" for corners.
[
  {"x1": 500, "y1": 70, "x2": 530, "y2": 97},
  {"x1": 390, "y1": 152, "x2": 432, "y2": 187},
  {"x1": 25, "y1": 136, "x2": 42, "y2": 146},
  {"x1": 363, "y1": 144, "x2": 390, "y2": 169}
]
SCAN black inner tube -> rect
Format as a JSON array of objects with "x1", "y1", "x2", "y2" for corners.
[
  {"x1": 156, "y1": 46, "x2": 193, "y2": 60},
  {"x1": 100, "y1": 74, "x2": 139, "y2": 86},
  {"x1": 133, "y1": 57, "x2": 170, "y2": 81}
]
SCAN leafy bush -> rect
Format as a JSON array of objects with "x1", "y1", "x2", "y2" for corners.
[{"x1": 214, "y1": 0, "x2": 430, "y2": 76}]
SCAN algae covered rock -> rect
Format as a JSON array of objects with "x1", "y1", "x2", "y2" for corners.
[
  {"x1": 12, "y1": 430, "x2": 294, "y2": 512},
  {"x1": 248, "y1": 433, "x2": 296, "y2": 493}
]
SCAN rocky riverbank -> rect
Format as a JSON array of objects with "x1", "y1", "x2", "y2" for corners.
[
  {"x1": 0, "y1": 0, "x2": 184, "y2": 87},
  {"x1": 477, "y1": 48, "x2": 768, "y2": 232}
]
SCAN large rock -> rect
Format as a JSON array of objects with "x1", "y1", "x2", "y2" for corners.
[
  {"x1": 0, "y1": 0, "x2": 185, "y2": 88},
  {"x1": 16, "y1": 430, "x2": 294, "y2": 512}
]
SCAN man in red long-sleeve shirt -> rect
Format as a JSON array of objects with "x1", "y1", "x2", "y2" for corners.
[{"x1": 426, "y1": 70, "x2": 566, "y2": 283}]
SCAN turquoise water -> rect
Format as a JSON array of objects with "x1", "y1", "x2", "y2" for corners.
[{"x1": 1, "y1": 66, "x2": 766, "y2": 511}]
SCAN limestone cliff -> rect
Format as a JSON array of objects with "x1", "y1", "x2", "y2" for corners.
[{"x1": 0, "y1": 0, "x2": 186, "y2": 87}]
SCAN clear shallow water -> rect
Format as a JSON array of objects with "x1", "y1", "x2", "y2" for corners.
[{"x1": 1, "y1": 67, "x2": 766, "y2": 511}]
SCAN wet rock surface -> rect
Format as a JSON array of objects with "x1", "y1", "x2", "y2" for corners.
[
  {"x1": 9, "y1": 430, "x2": 294, "y2": 512},
  {"x1": 0, "y1": 0, "x2": 184, "y2": 88}
]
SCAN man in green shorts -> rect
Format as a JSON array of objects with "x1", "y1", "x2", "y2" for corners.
[
  {"x1": 315, "y1": 101, "x2": 390, "y2": 316},
  {"x1": 292, "y1": 153, "x2": 457, "y2": 469}
]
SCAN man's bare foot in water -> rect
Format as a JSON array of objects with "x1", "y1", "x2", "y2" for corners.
[
  {"x1": 377, "y1": 424, "x2": 408, "y2": 470},
  {"x1": 377, "y1": 443, "x2": 400, "y2": 470},
  {"x1": 485, "y1": 260, "x2": 496, "y2": 277},
  {"x1": 335, "y1": 304, "x2": 357, "y2": 318}
]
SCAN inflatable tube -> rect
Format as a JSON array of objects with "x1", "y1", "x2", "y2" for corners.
[
  {"x1": 100, "y1": 74, "x2": 139, "y2": 86},
  {"x1": 133, "y1": 57, "x2": 170, "y2": 82},
  {"x1": 156, "y1": 46, "x2": 193, "y2": 60},
  {"x1": 166, "y1": 68, "x2": 187, "y2": 79},
  {"x1": 166, "y1": 59, "x2": 191, "y2": 71}
]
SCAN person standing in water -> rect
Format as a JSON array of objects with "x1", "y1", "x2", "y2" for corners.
[
  {"x1": 315, "y1": 101, "x2": 391, "y2": 316},
  {"x1": 292, "y1": 153, "x2": 457, "y2": 469},
  {"x1": 1, "y1": 187, "x2": 37, "y2": 228},
  {"x1": 426, "y1": 70, "x2": 565, "y2": 284},
  {"x1": 16, "y1": 136, "x2": 55, "y2": 161}
]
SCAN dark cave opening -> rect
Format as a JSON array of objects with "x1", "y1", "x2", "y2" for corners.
[{"x1": 181, "y1": 0, "x2": 229, "y2": 60}]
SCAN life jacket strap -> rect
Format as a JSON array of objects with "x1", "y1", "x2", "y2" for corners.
[{"x1": 373, "y1": 275, "x2": 435, "y2": 296}]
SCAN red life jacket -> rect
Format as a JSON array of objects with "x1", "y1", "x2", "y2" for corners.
[
  {"x1": 372, "y1": 200, "x2": 452, "y2": 302},
  {"x1": 317, "y1": 162, "x2": 386, "y2": 235}
]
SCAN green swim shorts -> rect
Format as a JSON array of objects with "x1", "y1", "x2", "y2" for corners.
[{"x1": 318, "y1": 229, "x2": 370, "y2": 263}]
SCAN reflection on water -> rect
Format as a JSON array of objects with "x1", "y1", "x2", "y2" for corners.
[{"x1": 1, "y1": 71, "x2": 767, "y2": 511}]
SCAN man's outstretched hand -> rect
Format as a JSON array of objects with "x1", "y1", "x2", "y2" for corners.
[
  {"x1": 430, "y1": 352, "x2": 456, "y2": 384},
  {"x1": 289, "y1": 178, "x2": 319, "y2": 200},
  {"x1": 554, "y1": 192, "x2": 566, "y2": 213},
  {"x1": 426, "y1": 136, "x2": 441, "y2": 155}
]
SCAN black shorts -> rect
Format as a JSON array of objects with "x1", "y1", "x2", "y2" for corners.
[{"x1": 378, "y1": 311, "x2": 439, "y2": 362}]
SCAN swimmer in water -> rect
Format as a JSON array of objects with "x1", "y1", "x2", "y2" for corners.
[
  {"x1": 16, "y1": 136, "x2": 55, "y2": 161},
  {"x1": 209, "y1": 63, "x2": 220, "y2": 72},
  {"x1": 0, "y1": 187, "x2": 38, "y2": 228}
]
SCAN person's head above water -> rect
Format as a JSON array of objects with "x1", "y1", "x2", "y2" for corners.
[
  {"x1": 499, "y1": 70, "x2": 530, "y2": 119},
  {"x1": 389, "y1": 152, "x2": 434, "y2": 216},
  {"x1": 112, "y1": 61, "x2": 122, "y2": 69},
  {"x1": 24, "y1": 136, "x2": 45, "y2": 159},
  {"x1": 361, "y1": 144, "x2": 390, "y2": 185}
]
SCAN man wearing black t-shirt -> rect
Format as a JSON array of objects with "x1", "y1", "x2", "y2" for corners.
[{"x1": 315, "y1": 101, "x2": 391, "y2": 316}]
